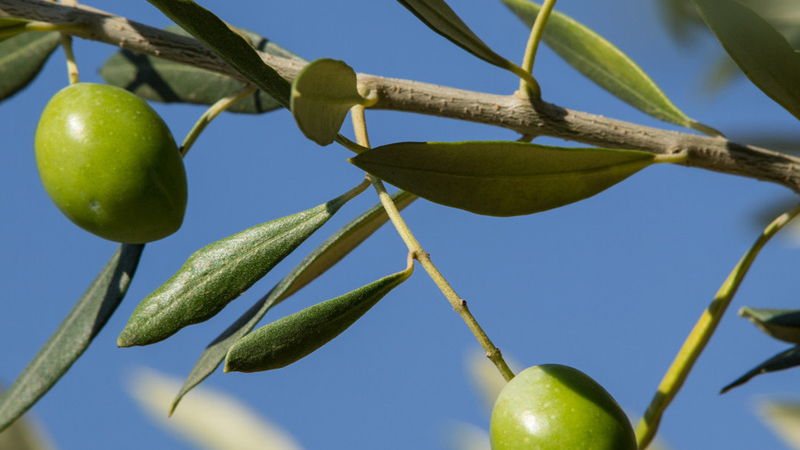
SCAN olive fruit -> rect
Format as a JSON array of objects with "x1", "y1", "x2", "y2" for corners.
[
  {"x1": 490, "y1": 364, "x2": 637, "y2": 450},
  {"x1": 35, "y1": 83, "x2": 187, "y2": 243}
]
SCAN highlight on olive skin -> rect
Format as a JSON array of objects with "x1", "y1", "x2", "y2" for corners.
[{"x1": 35, "y1": 82, "x2": 188, "y2": 244}]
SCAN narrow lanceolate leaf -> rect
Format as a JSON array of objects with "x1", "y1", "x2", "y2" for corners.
[
  {"x1": 397, "y1": 0, "x2": 524, "y2": 76},
  {"x1": 100, "y1": 28, "x2": 302, "y2": 114},
  {"x1": 740, "y1": 307, "x2": 800, "y2": 345},
  {"x1": 500, "y1": 0, "x2": 720, "y2": 136},
  {"x1": 693, "y1": 0, "x2": 800, "y2": 121},
  {"x1": 117, "y1": 184, "x2": 366, "y2": 348},
  {"x1": 0, "y1": 31, "x2": 59, "y2": 101},
  {"x1": 291, "y1": 58, "x2": 367, "y2": 146},
  {"x1": 0, "y1": 244, "x2": 144, "y2": 433},
  {"x1": 144, "y1": 0, "x2": 291, "y2": 107},
  {"x1": 721, "y1": 345, "x2": 800, "y2": 393},
  {"x1": 224, "y1": 262, "x2": 413, "y2": 373},
  {"x1": 350, "y1": 141, "x2": 656, "y2": 216},
  {"x1": 170, "y1": 191, "x2": 416, "y2": 414}
]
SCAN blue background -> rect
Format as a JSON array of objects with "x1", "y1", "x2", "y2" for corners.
[{"x1": 2, "y1": 0, "x2": 800, "y2": 449}]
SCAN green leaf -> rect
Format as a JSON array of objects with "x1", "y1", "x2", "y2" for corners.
[
  {"x1": 100, "y1": 28, "x2": 301, "y2": 114},
  {"x1": 224, "y1": 263, "x2": 413, "y2": 373},
  {"x1": 0, "y1": 244, "x2": 144, "y2": 433},
  {"x1": 144, "y1": 0, "x2": 291, "y2": 108},
  {"x1": 350, "y1": 141, "x2": 656, "y2": 216},
  {"x1": 501, "y1": 0, "x2": 720, "y2": 136},
  {"x1": 290, "y1": 58, "x2": 368, "y2": 146},
  {"x1": 169, "y1": 191, "x2": 416, "y2": 414},
  {"x1": 0, "y1": 31, "x2": 59, "y2": 101},
  {"x1": 396, "y1": 0, "x2": 524, "y2": 77},
  {"x1": 117, "y1": 185, "x2": 366, "y2": 348},
  {"x1": 692, "y1": 0, "x2": 800, "y2": 121},
  {"x1": 721, "y1": 345, "x2": 800, "y2": 393},
  {"x1": 740, "y1": 307, "x2": 800, "y2": 344}
]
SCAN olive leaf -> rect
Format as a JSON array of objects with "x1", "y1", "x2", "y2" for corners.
[
  {"x1": 169, "y1": 191, "x2": 416, "y2": 414},
  {"x1": 350, "y1": 141, "x2": 657, "y2": 216},
  {"x1": 692, "y1": 0, "x2": 800, "y2": 121},
  {"x1": 99, "y1": 27, "x2": 301, "y2": 114},
  {"x1": 757, "y1": 399, "x2": 800, "y2": 449},
  {"x1": 739, "y1": 307, "x2": 800, "y2": 345},
  {"x1": 224, "y1": 261, "x2": 413, "y2": 373},
  {"x1": 290, "y1": 58, "x2": 370, "y2": 146},
  {"x1": 500, "y1": 0, "x2": 720, "y2": 136},
  {"x1": 0, "y1": 244, "x2": 144, "y2": 433},
  {"x1": 396, "y1": 0, "x2": 526, "y2": 79},
  {"x1": 144, "y1": 0, "x2": 291, "y2": 107},
  {"x1": 117, "y1": 183, "x2": 367, "y2": 348},
  {"x1": 0, "y1": 31, "x2": 59, "y2": 101},
  {"x1": 721, "y1": 345, "x2": 800, "y2": 393}
]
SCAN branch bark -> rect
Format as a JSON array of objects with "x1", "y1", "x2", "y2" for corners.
[{"x1": 3, "y1": 0, "x2": 800, "y2": 195}]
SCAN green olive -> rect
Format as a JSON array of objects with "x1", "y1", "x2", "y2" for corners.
[
  {"x1": 490, "y1": 364, "x2": 637, "y2": 450},
  {"x1": 35, "y1": 83, "x2": 187, "y2": 243}
]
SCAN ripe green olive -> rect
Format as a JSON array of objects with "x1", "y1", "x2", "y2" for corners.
[
  {"x1": 490, "y1": 364, "x2": 637, "y2": 450},
  {"x1": 35, "y1": 83, "x2": 187, "y2": 243}
]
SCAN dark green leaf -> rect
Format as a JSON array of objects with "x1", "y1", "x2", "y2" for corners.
[
  {"x1": 169, "y1": 191, "x2": 416, "y2": 414},
  {"x1": 0, "y1": 385, "x2": 55, "y2": 450},
  {"x1": 721, "y1": 345, "x2": 800, "y2": 393},
  {"x1": 224, "y1": 263, "x2": 413, "y2": 373},
  {"x1": 0, "y1": 31, "x2": 59, "y2": 101},
  {"x1": 144, "y1": 0, "x2": 291, "y2": 107},
  {"x1": 291, "y1": 58, "x2": 367, "y2": 146},
  {"x1": 692, "y1": 0, "x2": 800, "y2": 121},
  {"x1": 0, "y1": 244, "x2": 144, "y2": 433},
  {"x1": 501, "y1": 0, "x2": 719, "y2": 136},
  {"x1": 740, "y1": 307, "x2": 800, "y2": 344},
  {"x1": 350, "y1": 141, "x2": 656, "y2": 216},
  {"x1": 397, "y1": 0, "x2": 524, "y2": 76},
  {"x1": 117, "y1": 185, "x2": 366, "y2": 348},
  {"x1": 99, "y1": 28, "x2": 300, "y2": 114}
]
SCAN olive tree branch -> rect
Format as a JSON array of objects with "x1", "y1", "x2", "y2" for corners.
[{"x1": 3, "y1": 0, "x2": 800, "y2": 196}]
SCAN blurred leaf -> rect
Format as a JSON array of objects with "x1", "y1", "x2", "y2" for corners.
[
  {"x1": 0, "y1": 385, "x2": 56, "y2": 450},
  {"x1": 466, "y1": 350, "x2": 517, "y2": 414},
  {"x1": 501, "y1": 0, "x2": 719, "y2": 135},
  {"x1": 0, "y1": 31, "x2": 59, "y2": 101},
  {"x1": 144, "y1": 0, "x2": 291, "y2": 107},
  {"x1": 224, "y1": 262, "x2": 413, "y2": 373},
  {"x1": 290, "y1": 58, "x2": 367, "y2": 146},
  {"x1": 170, "y1": 191, "x2": 416, "y2": 414},
  {"x1": 130, "y1": 368, "x2": 304, "y2": 450},
  {"x1": 350, "y1": 141, "x2": 656, "y2": 216},
  {"x1": 0, "y1": 244, "x2": 144, "y2": 433},
  {"x1": 396, "y1": 0, "x2": 523, "y2": 76},
  {"x1": 721, "y1": 345, "x2": 800, "y2": 393},
  {"x1": 446, "y1": 421, "x2": 490, "y2": 450},
  {"x1": 758, "y1": 399, "x2": 800, "y2": 450},
  {"x1": 740, "y1": 307, "x2": 800, "y2": 344},
  {"x1": 693, "y1": 0, "x2": 800, "y2": 121},
  {"x1": 118, "y1": 185, "x2": 367, "y2": 348},
  {"x1": 100, "y1": 28, "x2": 301, "y2": 114}
]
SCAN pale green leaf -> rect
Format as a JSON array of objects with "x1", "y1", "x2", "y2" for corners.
[
  {"x1": 397, "y1": 0, "x2": 523, "y2": 76},
  {"x1": 117, "y1": 184, "x2": 366, "y2": 348},
  {"x1": 224, "y1": 262, "x2": 412, "y2": 373},
  {"x1": 290, "y1": 58, "x2": 367, "y2": 146},
  {"x1": 0, "y1": 31, "x2": 59, "y2": 101},
  {"x1": 693, "y1": 0, "x2": 800, "y2": 121},
  {"x1": 739, "y1": 307, "x2": 800, "y2": 344},
  {"x1": 501, "y1": 0, "x2": 720, "y2": 136},
  {"x1": 144, "y1": 0, "x2": 291, "y2": 107},
  {"x1": 759, "y1": 400, "x2": 800, "y2": 450},
  {"x1": 0, "y1": 244, "x2": 144, "y2": 433},
  {"x1": 350, "y1": 141, "x2": 656, "y2": 216},
  {"x1": 100, "y1": 28, "x2": 301, "y2": 114},
  {"x1": 169, "y1": 191, "x2": 415, "y2": 414}
]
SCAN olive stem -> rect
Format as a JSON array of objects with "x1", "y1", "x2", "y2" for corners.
[
  {"x1": 179, "y1": 84, "x2": 258, "y2": 157},
  {"x1": 635, "y1": 202, "x2": 800, "y2": 449},
  {"x1": 518, "y1": 0, "x2": 558, "y2": 98},
  {"x1": 59, "y1": 33, "x2": 78, "y2": 84},
  {"x1": 350, "y1": 104, "x2": 516, "y2": 382},
  {"x1": 0, "y1": 20, "x2": 84, "y2": 40}
]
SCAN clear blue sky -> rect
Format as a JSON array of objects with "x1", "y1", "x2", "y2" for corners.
[{"x1": 2, "y1": 1, "x2": 800, "y2": 449}]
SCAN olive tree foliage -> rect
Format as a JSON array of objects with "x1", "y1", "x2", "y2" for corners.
[{"x1": 1, "y1": 0, "x2": 800, "y2": 448}]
